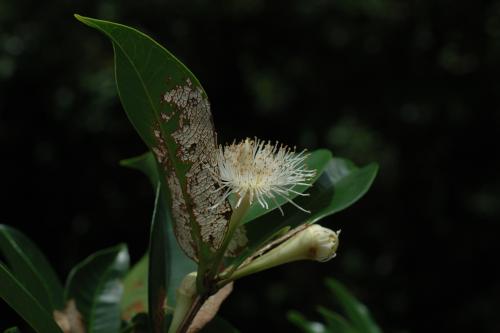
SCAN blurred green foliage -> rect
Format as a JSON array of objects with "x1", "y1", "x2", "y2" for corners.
[
  {"x1": 289, "y1": 278, "x2": 382, "y2": 333},
  {"x1": 1, "y1": 0, "x2": 499, "y2": 332}
]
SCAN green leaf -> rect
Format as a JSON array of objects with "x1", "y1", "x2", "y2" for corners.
[
  {"x1": 201, "y1": 316, "x2": 240, "y2": 333},
  {"x1": 75, "y1": 15, "x2": 233, "y2": 278},
  {"x1": 0, "y1": 262, "x2": 63, "y2": 333},
  {"x1": 148, "y1": 184, "x2": 170, "y2": 333},
  {"x1": 325, "y1": 279, "x2": 382, "y2": 333},
  {"x1": 308, "y1": 158, "x2": 378, "y2": 221},
  {"x1": 287, "y1": 310, "x2": 325, "y2": 333},
  {"x1": 231, "y1": 158, "x2": 378, "y2": 267},
  {"x1": 121, "y1": 152, "x2": 196, "y2": 309},
  {"x1": 121, "y1": 255, "x2": 148, "y2": 321},
  {"x1": 160, "y1": 204, "x2": 196, "y2": 309},
  {"x1": 65, "y1": 244, "x2": 130, "y2": 333},
  {"x1": 122, "y1": 154, "x2": 183, "y2": 327},
  {"x1": 120, "y1": 152, "x2": 159, "y2": 187},
  {"x1": 0, "y1": 224, "x2": 64, "y2": 311},
  {"x1": 3, "y1": 328, "x2": 21, "y2": 333},
  {"x1": 242, "y1": 149, "x2": 332, "y2": 224},
  {"x1": 3, "y1": 328, "x2": 20, "y2": 333},
  {"x1": 317, "y1": 306, "x2": 358, "y2": 333}
]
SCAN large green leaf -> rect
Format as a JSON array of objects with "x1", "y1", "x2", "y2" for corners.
[
  {"x1": 121, "y1": 255, "x2": 148, "y2": 321},
  {"x1": 230, "y1": 158, "x2": 378, "y2": 267},
  {"x1": 65, "y1": 244, "x2": 130, "y2": 333},
  {"x1": 325, "y1": 279, "x2": 382, "y2": 333},
  {"x1": 0, "y1": 262, "x2": 63, "y2": 333},
  {"x1": 121, "y1": 153, "x2": 196, "y2": 309},
  {"x1": 75, "y1": 15, "x2": 233, "y2": 281},
  {"x1": 0, "y1": 224, "x2": 64, "y2": 311}
]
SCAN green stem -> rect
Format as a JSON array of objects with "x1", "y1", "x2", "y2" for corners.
[{"x1": 210, "y1": 195, "x2": 250, "y2": 280}]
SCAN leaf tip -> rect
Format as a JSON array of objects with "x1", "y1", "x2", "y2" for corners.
[
  {"x1": 74, "y1": 14, "x2": 96, "y2": 28},
  {"x1": 73, "y1": 14, "x2": 85, "y2": 22},
  {"x1": 118, "y1": 159, "x2": 130, "y2": 167},
  {"x1": 365, "y1": 162, "x2": 380, "y2": 185}
]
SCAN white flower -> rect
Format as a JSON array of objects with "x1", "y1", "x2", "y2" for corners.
[{"x1": 211, "y1": 138, "x2": 316, "y2": 214}]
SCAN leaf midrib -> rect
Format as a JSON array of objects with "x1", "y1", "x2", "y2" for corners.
[{"x1": 0, "y1": 228, "x2": 55, "y2": 310}]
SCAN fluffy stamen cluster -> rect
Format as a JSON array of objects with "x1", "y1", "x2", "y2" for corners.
[{"x1": 212, "y1": 138, "x2": 316, "y2": 214}]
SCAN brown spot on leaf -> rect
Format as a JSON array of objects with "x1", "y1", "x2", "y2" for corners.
[
  {"x1": 53, "y1": 299, "x2": 86, "y2": 333},
  {"x1": 153, "y1": 287, "x2": 167, "y2": 333},
  {"x1": 122, "y1": 301, "x2": 147, "y2": 321},
  {"x1": 133, "y1": 280, "x2": 144, "y2": 288}
]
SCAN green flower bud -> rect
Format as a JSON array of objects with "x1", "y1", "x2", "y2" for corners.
[{"x1": 229, "y1": 224, "x2": 339, "y2": 281}]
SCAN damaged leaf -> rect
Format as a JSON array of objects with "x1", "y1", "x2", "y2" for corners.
[{"x1": 75, "y1": 15, "x2": 233, "y2": 270}]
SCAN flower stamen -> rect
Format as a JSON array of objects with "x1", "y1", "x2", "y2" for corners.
[{"x1": 211, "y1": 138, "x2": 316, "y2": 214}]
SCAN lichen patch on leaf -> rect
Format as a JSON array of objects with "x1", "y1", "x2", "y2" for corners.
[
  {"x1": 153, "y1": 78, "x2": 233, "y2": 260},
  {"x1": 167, "y1": 171, "x2": 197, "y2": 259}
]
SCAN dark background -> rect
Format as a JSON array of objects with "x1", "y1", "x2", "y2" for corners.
[{"x1": 1, "y1": 0, "x2": 499, "y2": 332}]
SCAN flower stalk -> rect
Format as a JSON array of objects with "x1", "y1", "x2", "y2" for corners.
[{"x1": 209, "y1": 194, "x2": 251, "y2": 279}]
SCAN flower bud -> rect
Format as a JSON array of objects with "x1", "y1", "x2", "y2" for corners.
[
  {"x1": 228, "y1": 224, "x2": 339, "y2": 281},
  {"x1": 309, "y1": 225, "x2": 341, "y2": 262},
  {"x1": 168, "y1": 272, "x2": 197, "y2": 333}
]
